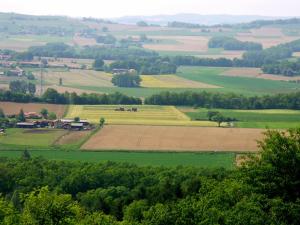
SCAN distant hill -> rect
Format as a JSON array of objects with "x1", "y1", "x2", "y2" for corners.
[{"x1": 112, "y1": 14, "x2": 286, "y2": 26}]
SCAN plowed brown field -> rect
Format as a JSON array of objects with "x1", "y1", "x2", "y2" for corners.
[
  {"x1": 0, "y1": 102, "x2": 66, "y2": 117},
  {"x1": 82, "y1": 125, "x2": 265, "y2": 152}
]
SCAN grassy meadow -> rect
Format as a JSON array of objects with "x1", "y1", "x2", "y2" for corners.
[
  {"x1": 177, "y1": 66, "x2": 300, "y2": 95},
  {"x1": 182, "y1": 108, "x2": 300, "y2": 129},
  {"x1": 0, "y1": 128, "x2": 67, "y2": 147}
]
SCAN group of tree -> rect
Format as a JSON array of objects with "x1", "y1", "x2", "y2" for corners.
[
  {"x1": 24, "y1": 42, "x2": 158, "y2": 60},
  {"x1": 0, "y1": 108, "x2": 35, "y2": 128},
  {"x1": 9, "y1": 80, "x2": 36, "y2": 95},
  {"x1": 95, "y1": 34, "x2": 117, "y2": 45},
  {"x1": 92, "y1": 58, "x2": 105, "y2": 71},
  {"x1": 208, "y1": 36, "x2": 263, "y2": 51},
  {"x1": 112, "y1": 73, "x2": 141, "y2": 87},
  {"x1": 40, "y1": 108, "x2": 57, "y2": 120},
  {"x1": 109, "y1": 57, "x2": 178, "y2": 75},
  {"x1": 144, "y1": 91, "x2": 300, "y2": 109},
  {"x1": 262, "y1": 59, "x2": 300, "y2": 76},
  {"x1": 207, "y1": 111, "x2": 237, "y2": 127},
  {"x1": 0, "y1": 128, "x2": 300, "y2": 224}
]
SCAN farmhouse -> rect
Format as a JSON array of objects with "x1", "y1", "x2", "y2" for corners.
[
  {"x1": 24, "y1": 112, "x2": 42, "y2": 119},
  {"x1": 16, "y1": 122, "x2": 37, "y2": 128},
  {"x1": 0, "y1": 54, "x2": 11, "y2": 60},
  {"x1": 19, "y1": 61, "x2": 41, "y2": 68},
  {"x1": 112, "y1": 68, "x2": 129, "y2": 75},
  {"x1": 8, "y1": 68, "x2": 25, "y2": 76},
  {"x1": 55, "y1": 119, "x2": 91, "y2": 130}
]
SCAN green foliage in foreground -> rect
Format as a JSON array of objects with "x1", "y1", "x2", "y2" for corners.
[
  {"x1": 0, "y1": 128, "x2": 300, "y2": 224},
  {"x1": 185, "y1": 108, "x2": 300, "y2": 128}
]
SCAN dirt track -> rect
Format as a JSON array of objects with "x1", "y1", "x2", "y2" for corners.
[
  {"x1": 0, "y1": 102, "x2": 66, "y2": 117},
  {"x1": 82, "y1": 125, "x2": 265, "y2": 152}
]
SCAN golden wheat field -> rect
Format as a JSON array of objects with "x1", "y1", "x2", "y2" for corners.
[{"x1": 65, "y1": 105, "x2": 216, "y2": 126}]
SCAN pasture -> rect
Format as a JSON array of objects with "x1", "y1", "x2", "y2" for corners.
[
  {"x1": 82, "y1": 125, "x2": 264, "y2": 152},
  {"x1": 0, "y1": 102, "x2": 67, "y2": 117},
  {"x1": 65, "y1": 105, "x2": 215, "y2": 126},
  {"x1": 0, "y1": 150, "x2": 235, "y2": 168},
  {"x1": 177, "y1": 66, "x2": 300, "y2": 95},
  {"x1": 0, "y1": 128, "x2": 67, "y2": 147},
  {"x1": 183, "y1": 108, "x2": 300, "y2": 129}
]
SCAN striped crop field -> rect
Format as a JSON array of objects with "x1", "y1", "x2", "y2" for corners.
[{"x1": 65, "y1": 105, "x2": 216, "y2": 126}]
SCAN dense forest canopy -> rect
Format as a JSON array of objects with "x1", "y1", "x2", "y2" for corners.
[
  {"x1": 144, "y1": 91, "x2": 300, "y2": 109},
  {"x1": 0, "y1": 89, "x2": 142, "y2": 105},
  {"x1": 0, "y1": 128, "x2": 300, "y2": 224},
  {"x1": 262, "y1": 59, "x2": 300, "y2": 76}
]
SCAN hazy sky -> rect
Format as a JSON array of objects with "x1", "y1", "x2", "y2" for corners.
[{"x1": 0, "y1": 0, "x2": 299, "y2": 18}]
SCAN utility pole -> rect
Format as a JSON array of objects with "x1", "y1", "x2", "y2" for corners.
[{"x1": 40, "y1": 63, "x2": 43, "y2": 96}]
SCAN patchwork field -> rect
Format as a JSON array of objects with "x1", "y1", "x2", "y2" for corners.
[
  {"x1": 65, "y1": 105, "x2": 216, "y2": 126},
  {"x1": 183, "y1": 108, "x2": 300, "y2": 129},
  {"x1": 0, "y1": 102, "x2": 67, "y2": 117},
  {"x1": 141, "y1": 75, "x2": 220, "y2": 88},
  {"x1": 82, "y1": 125, "x2": 264, "y2": 152}
]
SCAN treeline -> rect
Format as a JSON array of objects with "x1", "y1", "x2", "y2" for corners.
[
  {"x1": 168, "y1": 18, "x2": 300, "y2": 30},
  {"x1": 0, "y1": 128, "x2": 300, "y2": 224},
  {"x1": 167, "y1": 21, "x2": 204, "y2": 29},
  {"x1": 262, "y1": 59, "x2": 300, "y2": 76},
  {"x1": 208, "y1": 36, "x2": 262, "y2": 51},
  {"x1": 109, "y1": 57, "x2": 178, "y2": 75},
  {"x1": 0, "y1": 88, "x2": 142, "y2": 105},
  {"x1": 26, "y1": 42, "x2": 158, "y2": 60},
  {"x1": 144, "y1": 91, "x2": 300, "y2": 109}
]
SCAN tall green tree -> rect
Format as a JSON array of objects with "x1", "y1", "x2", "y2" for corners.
[
  {"x1": 21, "y1": 187, "x2": 81, "y2": 225},
  {"x1": 28, "y1": 83, "x2": 36, "y2": 95},
  {"x1": 17, "y1": 109, "x2": 25, "y2": 122},
  {"x1": 112, "y1": 73, "x2": 141, "y2": 87}
]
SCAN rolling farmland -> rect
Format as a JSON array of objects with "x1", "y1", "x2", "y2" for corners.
[{"x1": 65, "y1": 105, "x2": 216, "y2": 126}]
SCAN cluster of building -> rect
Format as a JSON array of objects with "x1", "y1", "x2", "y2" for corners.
[{"x1": 16, "y1": 118, "x2": 91, "y2": 131}]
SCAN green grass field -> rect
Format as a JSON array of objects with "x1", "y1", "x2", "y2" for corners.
[
  {"x1": 177, "y1": 66, "x2": 300, "y2": 95},
  {"x1": 182, "y1": 108, "x2": 300, "y2": 129},
  {"x1": 0, "y1": 128, "x2": 67, "y2": 147},
  {"x1": 65, "y1": 105, "x2": 215, "y2": 126},
  {"x1": 0, "y1": 150, "x2": 235, "y2": 168}
]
